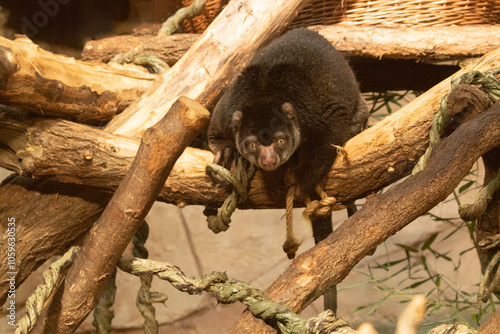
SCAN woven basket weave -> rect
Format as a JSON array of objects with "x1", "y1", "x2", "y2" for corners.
[
  {"x1": 180, "y1": 0, "x2": 229, "y2": 33},
  {"x1": 179, "y1": 0, "x2": 500, "y2": 33}
]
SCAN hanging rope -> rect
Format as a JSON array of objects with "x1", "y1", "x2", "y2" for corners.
[
  {"x1": 204, "y1": 157, "x2": 256, "y2": 233},
  {"x1": 459, "y1": 169, "x2": 500, "y2": 222},
  {"x1": 476, "y1": 251, "x2": 500, "y2": 306},
  {"x1": 411, "y1": 95, "x2": 451, "y2": 174},
  {"x1": 283, "y1": 184, "x2": 300, "y2": 259},
  {"x1": 15, "y1": 246, "x2": 80, "y2": 334},
  {"x1": 133, "y1": 221, "x2": 168, "y2": 334}
]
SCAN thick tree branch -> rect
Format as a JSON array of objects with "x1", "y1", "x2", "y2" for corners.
[
  {"x1": 32, "y1": 97, "x2": 210, "y2": 333},
  {"x1": 0, "y1": 36, "x2": 155, "y2": 124},
  {"x1": 81, "y1": 33, "x2": 199, "y2": 66},
  {"x1": 82, "y1": 25, "x2": 500, "y2": 63},
  {"x1": 229, "y1": 99, "x2": 500, "y2": 334},
  {"x1": 311, "y1": 25, "x2": 500, "y2": 60}
]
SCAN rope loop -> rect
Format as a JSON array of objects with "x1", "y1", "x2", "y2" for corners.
[
  {"x1": 204, "y1": 157, "x2": 255, "y2": 233},
  {"x1": 303, "y1": 185, "x2": 346, "y2": 222},
  {"x1": 413, "y1": 67, "x2": 500, "y2": 174}
]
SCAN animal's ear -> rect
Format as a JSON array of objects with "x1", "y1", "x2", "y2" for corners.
[
  {"x1": 232, "y1": 111, "x2": 243, "y2": 131},
  {"x1": 281, "y1": 102, "x2": 296, "y2": 118}
]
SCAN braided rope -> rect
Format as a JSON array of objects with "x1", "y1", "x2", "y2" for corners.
[
  {"x1": 476, "y1": 251, "x2": 500, "y2": 306},
  {"x1": 118, "y1": 257, "x2": 354, "y2": 334},
  {"x1": 413, "y1": 67, "x2": 500, "y2": 174},
  {"x1": 15, "y1": 246, "x2": 80, "y2": 334},
  {"x1": 283, "y1": 185, "x2": 300, "y2": 259},
  {"x1": 92, "y1": 270, "x2": 117, "y2": 334},
  {"x1": 205, "y1": 157, "x2": 255, "y2": 233},
  {"x1": 459, "y1": 169, "x2": 500, "y2": 222},
  {"x1": 133, "y1": 221, "x2": 168, "y2": 334}
]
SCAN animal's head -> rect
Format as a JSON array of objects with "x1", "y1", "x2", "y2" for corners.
[{"x1": 232, "y1": 102, "x2": 300, "y2": 171}]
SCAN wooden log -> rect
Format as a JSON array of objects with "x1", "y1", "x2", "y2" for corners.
[
  {"x1": 81, "y1": 33, "x2": 199, "y2": 66},
  {"x1": 32, "y1": 97, "x2": 210, "y2": 334},
  {"x1": 104, "y1": 0, "x2": 314, "y2": 137},
  {"x1": 311, "y1": 25, "x2": 500, "y2": 60},
  {"x1": 0, "y1": 36, "x2": 155, "y2": 125},
  {"x1": 82, "y1": 25, "x2": 500, "y2": 64},
  {"x1": 0, "y1": 113, "x2": 222, "y2": 207},
  {"x1": 229, "y1": 97, "x2": 500, "y2": 334}
]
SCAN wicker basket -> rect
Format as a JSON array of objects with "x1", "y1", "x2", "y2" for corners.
[
  {"x1": 291, "y1": 0, "x2": 500, "y2": 28},
  {"x1": 180, "y1": 0, "x2": 229, "y2": 33},
  {"x1": 177, "y1": 0, "x2": 500, "y2": 33}
]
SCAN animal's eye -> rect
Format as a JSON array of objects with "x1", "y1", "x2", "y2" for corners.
[
  {"x1": 248, "y1": 142, "x2": 257, "y2": 150},
  {"x1": 276, "y1": 138, "x2": 285, "y2": 146}
]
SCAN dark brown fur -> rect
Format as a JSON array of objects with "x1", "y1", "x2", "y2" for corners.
[{"x1": 208, "y1": 28, "x2": 368, "y2": 198}]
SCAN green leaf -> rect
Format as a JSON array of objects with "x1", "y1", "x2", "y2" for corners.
[
  {"x1": 428, "y1": 304, "x2": 442, "y2": 315},
  {"x1": 396, "y1": 243, "x2": 419, "y2": 253},
  {"x1": 458, "y1": 181, "x2": 474, "y2": 193},
  {"x1": 406, "y1": 277, "x2": 433, "y2": 289},
  {"x1": 421, "y1": 233, "x2": 439, "y2": 250},
  {"x1": 373, "y1": 258, "x2": 407, "y2": 271}
]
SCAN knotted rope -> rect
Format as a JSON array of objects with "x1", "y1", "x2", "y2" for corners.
[{"x1": 204, "y1": 157, "x2": 256, "y2": 233}]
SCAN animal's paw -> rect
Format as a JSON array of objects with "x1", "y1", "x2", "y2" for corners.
[{"x1": 210, "y1": 140, "x2": 238, "y2": 169}]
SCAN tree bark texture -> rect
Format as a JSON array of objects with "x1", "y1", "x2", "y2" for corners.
[
  {"x1": 32, "y1": 97, "x2": 210, "y2": 334},
  {"x1": 0, "y1": 36, "x2": 155, "y2": 125},
  {"x1": 311, "y1": 25, "x2": 500, "y2": 60},
  {"x1": 82, "y1": 25, "x2": 500, "y2": 63},
  {"x1": 229, "y1": 100, "x2": 500, "y2": 334},
  {"x1": 81, "y1": 33, "x2": 199, "y2": 66},
  {"x1": 0, "y1": 175, "x2": 111, "y2": 306}
]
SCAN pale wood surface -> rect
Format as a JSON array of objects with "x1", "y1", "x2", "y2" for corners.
[
  {"x1": 312, "y1": 25, "x2": 500, "y2": 60},
  {"x1": 82, "y1": 25, "x2": 500, "y2": 64},
  {"x1": 0, "y1": 36, "x2": 155, "y2": 124}
]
